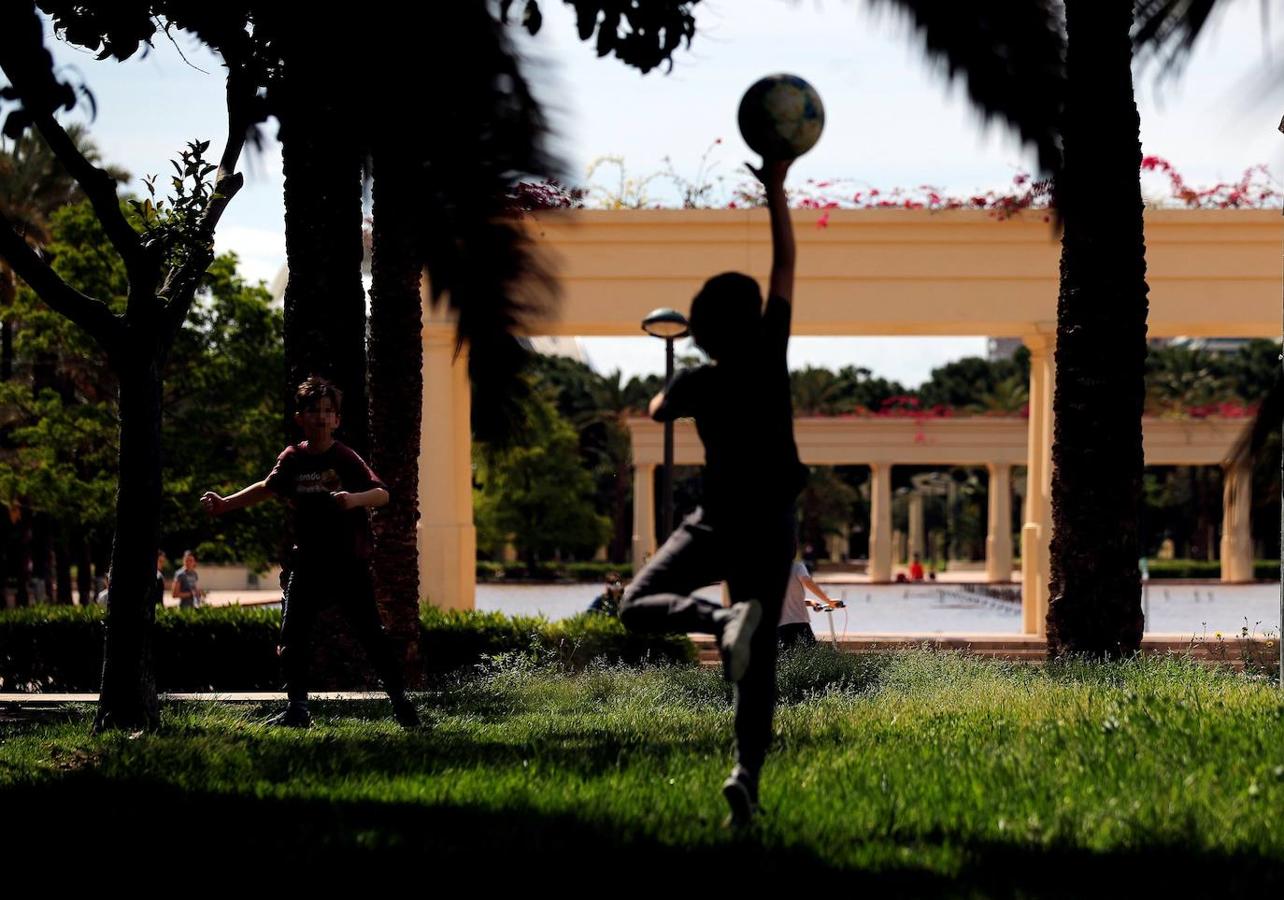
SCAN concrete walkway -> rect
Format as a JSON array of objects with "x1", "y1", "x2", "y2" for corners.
[{"x1": 1, "y1": 691, "x2": 390, "y2": 704}]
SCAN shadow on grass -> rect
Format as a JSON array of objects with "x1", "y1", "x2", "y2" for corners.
[{"x1": 5, "y1": 774, "x2": 1281, "y2": 894}]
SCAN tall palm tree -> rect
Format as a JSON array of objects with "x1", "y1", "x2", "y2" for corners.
[
  {"x1": 1044, "y1": 0, "x2": 1150, "y2": 657},
  {"x1": 852, "y1": 2, "x2": 1156, "y2": 656},
  {"x1": 271, "y1": 53, "x2": 368, "y2": 457},
  {"x1": 361, "y1": 5, "x2": 559, "y2": 678},
  {"x1": 366, "y1": 144, "x2": 423, "y2": 678}
]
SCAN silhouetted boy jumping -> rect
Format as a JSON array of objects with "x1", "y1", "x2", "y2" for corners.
[
  {"x1": 200, "y1": 376, "x2": 419, "y2": 729},
  {"x1": 619, "y1": 158, "x2": 805, "y2": 827}
]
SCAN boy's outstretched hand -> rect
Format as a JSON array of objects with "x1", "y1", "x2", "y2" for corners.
[
  {"x1": 745, "y1": 157, "x2": 792, "y2": 190},
  {"x1": 200, "y1": 491, "x2": 227, "y2": 516}
]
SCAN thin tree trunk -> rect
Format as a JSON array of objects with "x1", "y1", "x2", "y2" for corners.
[
  {"x1": 368, "y1": 147, "x2": 424, "y2": 685},
  {"x1": 13, "y1": 517, "x2": 29, "y2": 607},
  {"x1": 76, "y1": 532, "x2": 92, "y2": 606},
  {"x1": 95, "y1": 362, "x2": 162, "y2": 731},
  {"x1": 1, "y1": 264, "x2": 15, "y2": 381},
  {"x1": 1046, "y1": 0, "x2": 1149, "y2": 658},
  {"x1": 54, "y1": 533, "x2": 72, "y2": 605},
  {"x1": 0, "y1": 514, "x2": 7, "y2": 609},
  {"x1": 30, "y1": 512, "x2": 53, "y2": 602}
]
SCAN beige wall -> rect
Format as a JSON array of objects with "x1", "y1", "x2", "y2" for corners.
[
  {"x1": 420, "y1": 207, "x2": 1278, "y2": 612},
  {"x1": 626, "y1": 416, "x2": 1248, "y2": 467},
  {"x1": 520, "y1": 208, "x2": 1280, "y2": 338}
]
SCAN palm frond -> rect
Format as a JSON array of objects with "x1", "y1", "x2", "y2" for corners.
[
  {"x1": 867, "y1": 0, "x2": 1066, "y2": 176},
  {"x1": 369, "y1": 5, "x2": 562, "y2": 442},
  {"x1": 1132, "y1": 0, "x2": 1221, "y2": 73}
]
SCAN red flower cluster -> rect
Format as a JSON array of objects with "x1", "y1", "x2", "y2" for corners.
[
  {"x1": 1140, "y1": 156, "x2": 1280, "y2": 209},
  {"x1": 827, "y1": 395, "x2": 955, "y2": 419},
  {"x1": 506, "y1": 180, "x2": 587, "y2": 212},
  {"x1": 1182, "y1": 401, "x2": 1257, "y2": 419},
  {"x1": 510, "y1": 154, "x2": 1281, "y2": 220}
]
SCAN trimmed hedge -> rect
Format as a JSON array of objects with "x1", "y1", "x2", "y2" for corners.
[
  {"x1": 476, "y1": 561, "x2": 633, "y2": 582},
  {"x1": 1144, "y1": 559, "x2": 1280, "y2": 580},
  {"x1": 0, "y1": 604, "x2": 692, "y2": 693}
]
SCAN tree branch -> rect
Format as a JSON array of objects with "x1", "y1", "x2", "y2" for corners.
[
  {"x1": 159, "y1": 63, "x2": 253, "y2": 342},
  {"x1": 0, "y1": 209, "x2": 123, "y2": 350},
  {"x1": 0, "y1": 4, "x2": 150, "y2": 292},
  {"x1": 34, "y1": 113, "x2": 147, "y2": 278}
]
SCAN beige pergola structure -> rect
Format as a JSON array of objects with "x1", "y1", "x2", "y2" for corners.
[
  {"x1": 417, "y1": 208, "x2": 1280, "y2": 625},
  {"x1": 627, "y1": 415, "x2": 1253, "y2": 633}
]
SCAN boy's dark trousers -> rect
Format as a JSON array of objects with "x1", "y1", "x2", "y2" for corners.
[
  {"x1": 279, "y1": 558, "x2": 407, "y2": 702},
  {"x1": 620, "y1": 506, "x2": 795, "y2": 775}
]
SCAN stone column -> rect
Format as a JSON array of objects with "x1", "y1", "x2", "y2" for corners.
[
  {"x1": 1021, "y1": 333, "x2": 1054, "y2": 634},
  {"x1": 893, "y1": 529, "x2": 907, "y2": 566},
  {"x1": 632, "y1": 464, "x2": 657, "y2": 570},
  {"x1": 908, "y1": 491, "x2": 925, "y2": 560},
  {"x1": 418, "y1": 309, "x2": 476, "y2": 610},
  {"x1": 869, "y1": 462, "x2": 893, "y2": 582},
  {"x1": 985, "y1": 462, "x2": 1013, "y2": 582},
  {"x1": 1220, "y1": 461, "x2": 1254, "y2": 582}
]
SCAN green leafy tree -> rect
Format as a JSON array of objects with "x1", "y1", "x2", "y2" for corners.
[
  {"x1": 798, "y1": 467, "x2": 858, "y2": 559},
  {"x1": 474, "y1": 388, "x2": 611, "y2": 566},
  {"x1": 0, "y1": 200, "x2": 285, "y2": 581},
  {"x1": 0, "y1": 3, "x2": 257, "y2": 728},
  {"x1": 918, "y1": 351, "x2": 1030, "y2": 411}
]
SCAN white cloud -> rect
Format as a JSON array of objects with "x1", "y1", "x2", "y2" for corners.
[{"x1": 213, "y1": 226, "x2": 285, "y2": 287}]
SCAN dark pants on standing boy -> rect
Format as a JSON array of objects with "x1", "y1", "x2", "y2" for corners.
[
  {"x1": 279, "y1": 559, "x2": 407, "y2": 702},
  {"x1": 620, "y1": 506, "x2": 795, "y2": 775}
]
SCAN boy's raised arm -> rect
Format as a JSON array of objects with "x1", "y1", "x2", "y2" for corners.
[{"x1": 748, "y1": 158, "x2": 795, "y2": 304}]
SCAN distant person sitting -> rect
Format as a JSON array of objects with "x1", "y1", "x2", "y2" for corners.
[
  {"x1": 909, "y1": 554, "x2": 925, "y2": 582},
  {"x1": 778, "y1": 560, "x2": 838, "y2": 649},
  {"x1": 172, "y1": 550, "x2": 203, "y2": 609},
  {"x1": 588, "y1": 573, "x2": 624, "y2": 616}
]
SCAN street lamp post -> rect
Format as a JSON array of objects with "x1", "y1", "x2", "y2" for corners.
[{"x1": 642, "y1": 307, "x2": 690, "y2": 543}]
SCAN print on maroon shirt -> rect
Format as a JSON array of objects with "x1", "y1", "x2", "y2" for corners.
[{"x1": 265, "y1": 440, "x2": 386, "y2": 561}]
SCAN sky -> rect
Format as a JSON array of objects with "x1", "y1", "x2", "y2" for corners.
[{"x1": 31, "y1": 0, "x2": 1284, "y2": 387}]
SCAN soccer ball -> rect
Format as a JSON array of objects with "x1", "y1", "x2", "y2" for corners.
[{"x1": 737, "y1": 74, "x2": 825, "y2": 160}]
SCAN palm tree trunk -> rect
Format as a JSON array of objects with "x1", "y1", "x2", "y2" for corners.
[
  {"x1": 278, "y1": 88, "x2": 368, "y2": 454},
  {"x1": 368, "y1": 147, "x2": 424, "y2": 685},
  {"x1": 1046, "y1": 0, "x2": 1149, "y2": 658},
  {"x1": 95, "y1": 359, "x2": 162, "y2": 731}
]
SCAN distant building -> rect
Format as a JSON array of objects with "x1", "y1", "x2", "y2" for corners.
[
  {"x1": 523, "y1": 336, "x2": 589, "y2": 364},
  {"x1": 987, "y1": 337, "x2": 1023, "y2": 361},
  {"x1": 1167, "y1": 337, "x2": 1257, "y2": 355}
]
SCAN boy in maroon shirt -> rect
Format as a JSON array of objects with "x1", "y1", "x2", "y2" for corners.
[{"x1": 201, "y1": 376, "x2": 419, "y2": 729}]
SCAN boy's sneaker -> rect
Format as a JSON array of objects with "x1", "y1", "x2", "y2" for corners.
[
  {"x1": 713, "y1": 600, "x2": 762, "y2": 683},
  {"x1": 391, "y1": 695, "x2": 421, "y2": 730},
  {"x1": 264, "y1": 701, "x2": 312, "y2": 729},
  {"x1": 721, "y1": 765, "x2": 759, "y2": 829}
]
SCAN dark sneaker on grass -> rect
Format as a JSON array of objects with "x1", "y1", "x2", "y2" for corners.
[
  {"x1": 264, "y1": 702, "x2": 312, "y2": 729},
  {"x1": 714, "y1": 600, "x2": 761, "y2": 683},
  {"x1": 391, "y1": 695, "x2": 421, "y2": 730},
  {"x1": 722, "y1": 765, "x2": 759, "y2": 829}
]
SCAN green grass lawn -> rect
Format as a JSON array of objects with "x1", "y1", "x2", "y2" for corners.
[{"x1": 4, "y1": 650, "x2": 1284, "y2": 891}]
